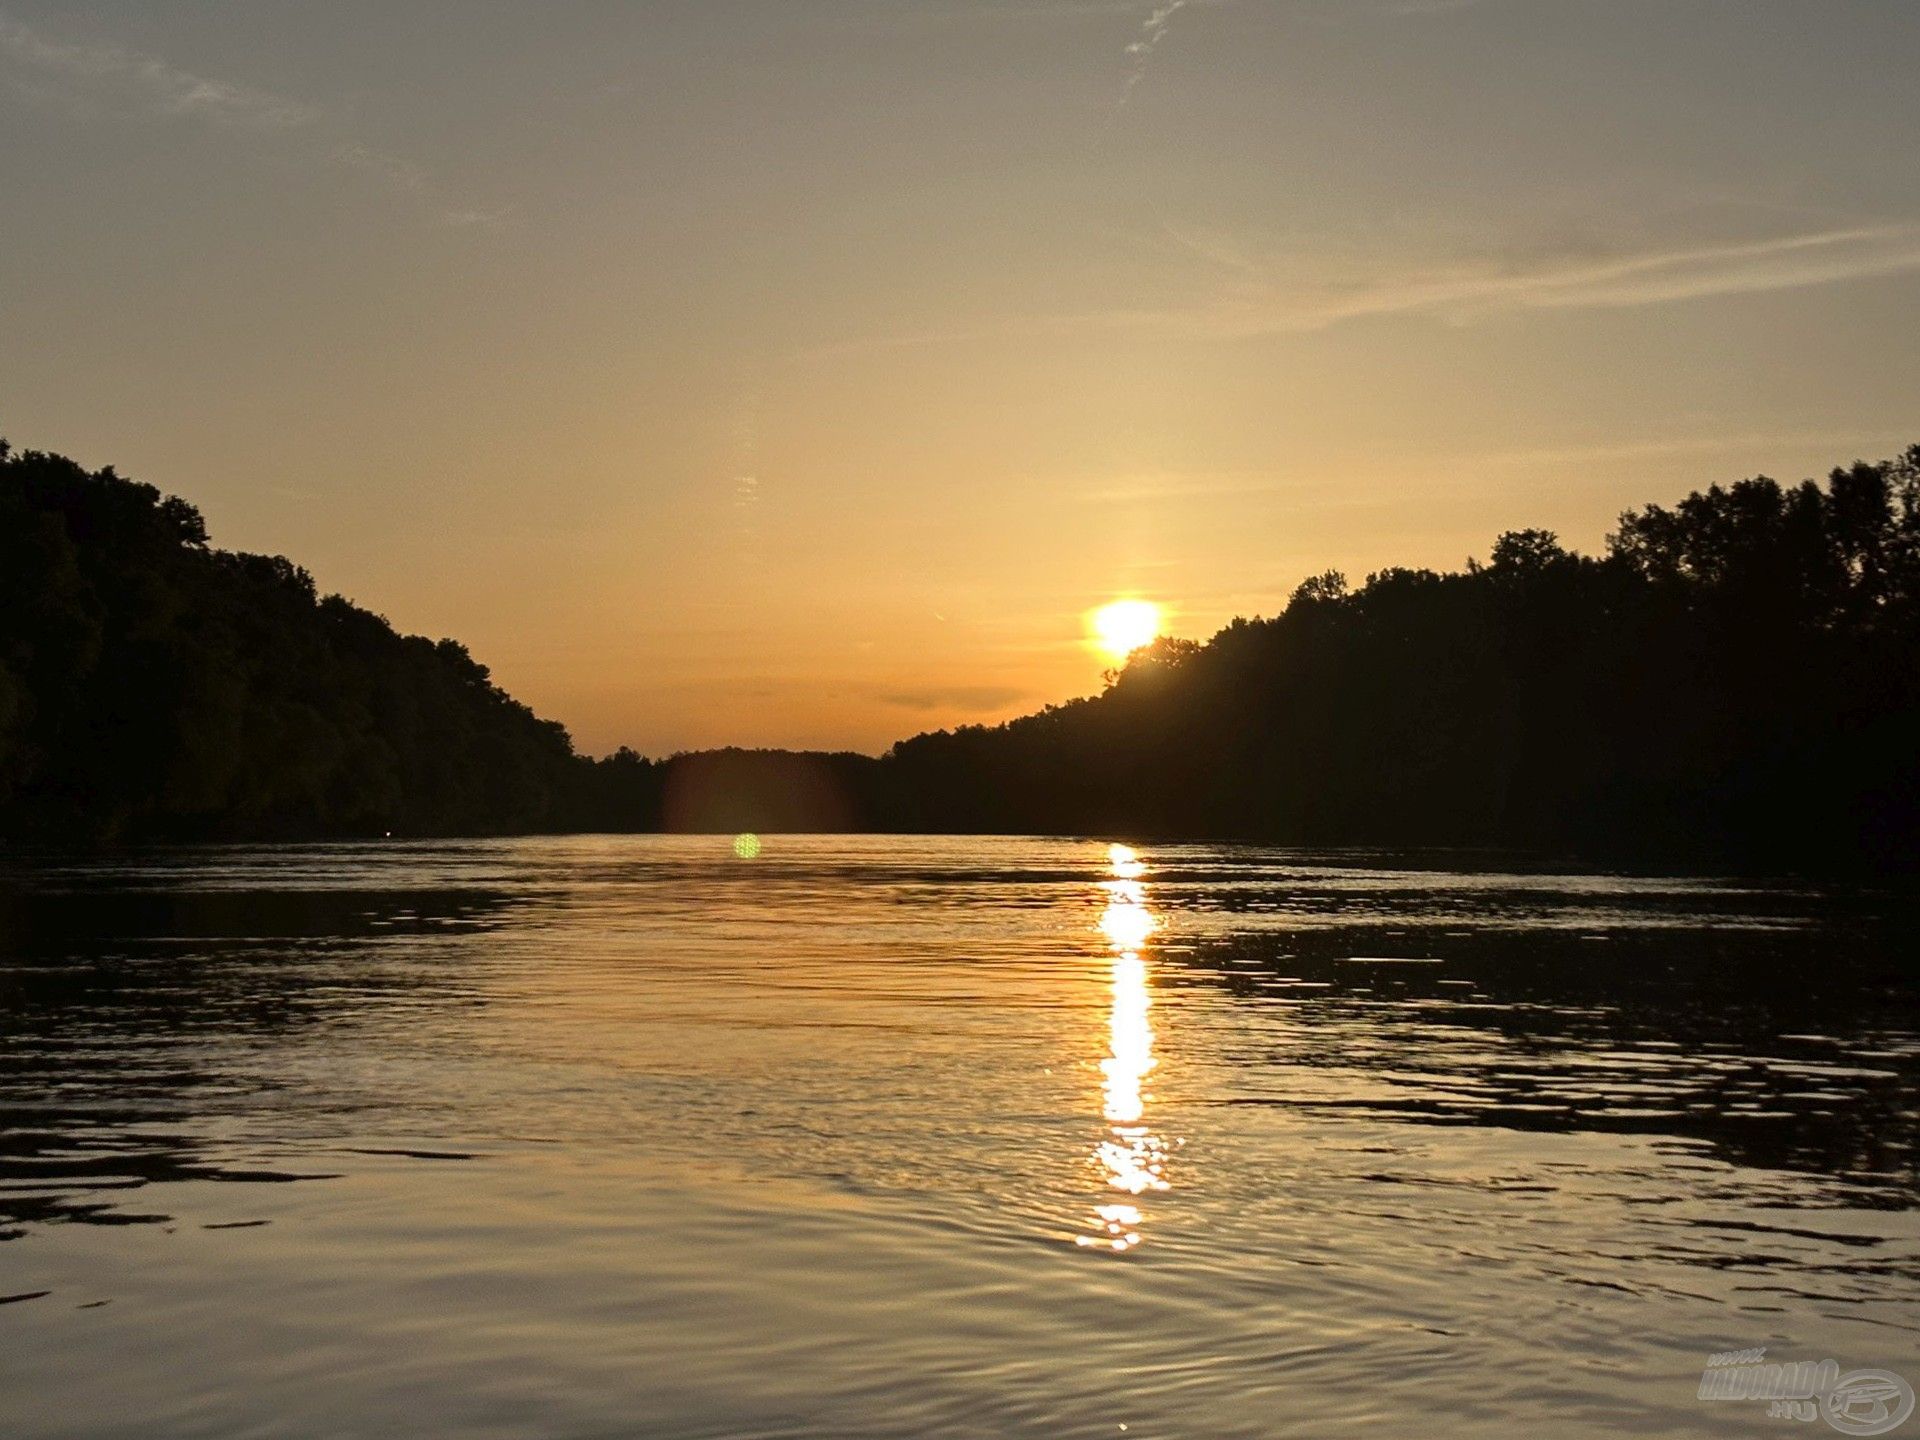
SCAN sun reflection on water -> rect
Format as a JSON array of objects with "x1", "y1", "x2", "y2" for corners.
[{"x1": 1078, "y1": 843, "x2": 1170, "y2": 1253}]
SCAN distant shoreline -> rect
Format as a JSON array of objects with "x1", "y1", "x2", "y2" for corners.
[{"x1": 5, "y1": 438, "x2": 1919, "y2": 874}]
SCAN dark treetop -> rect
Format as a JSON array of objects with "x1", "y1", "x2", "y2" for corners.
[{"x1": 3, "y1": 438, "x2": 1918, "y2": 869}]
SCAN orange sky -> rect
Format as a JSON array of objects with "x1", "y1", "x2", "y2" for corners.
[{"x1": 3, "y1": 1, "x2": 1917, "y2": 753}]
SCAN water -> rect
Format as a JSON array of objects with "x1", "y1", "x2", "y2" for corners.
[{"x1": 0, "y1": 835, "x2": 1914, "y2": 1438}]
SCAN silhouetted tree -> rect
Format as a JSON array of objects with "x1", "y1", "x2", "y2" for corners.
[
  {"x1": 883, "y1": 446, "x2": 1920, "y2": 868},
  {"x1": 5, "y1": 438, "x2": 1916, "y2": 868},
  {"x1": 0, "y1": 444, "x2": 577, "y2": 841}
]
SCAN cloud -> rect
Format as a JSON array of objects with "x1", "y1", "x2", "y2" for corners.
[
  {"x1": 800, "y1": 219, "x2": 1920, "y2": 363},
  {"x1": 1114, "y1": 0, "x2": 1193, "y2": 111},
  {"x1": 1106, "y1": 0, "x2": 1244, "y2": 119},
  {"x1": 1109, "y1": 0, "x2": 1485, "y2": 114},
  {"x1": 874, "y1": 685, "x2": 1031, "y2": 712},
  {"x1": 328, "y1": 142, "x2": 512, "y2": 229},
  {"x1": 0, "y1": 13, "x2": 317, "y2": 129},
  {"x1": 0, "y1": 11, "x2": 497, "y2": 227},
  {"x1": 1167, "y1": 223, "x2": 1920, "y2": 333}
]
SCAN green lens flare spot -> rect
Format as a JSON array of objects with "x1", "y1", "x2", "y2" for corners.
[{"x1": 732, "y1": 833, "x2": 761, "y2": 860}]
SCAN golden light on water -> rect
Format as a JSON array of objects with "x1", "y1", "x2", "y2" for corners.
[
  {"x1": 1099, "y1": 882, "x2": 1155, "y2": 953},
  {"x1": 1099, "y1": 953, "x2": 1154, "y2": 1132},
  {"x1": 1089, "y1": 600, "x2": 1162, "y2": 662},
  {"x1": 1078, "y1": 841, "x2": 1170, "y2": 1253}
]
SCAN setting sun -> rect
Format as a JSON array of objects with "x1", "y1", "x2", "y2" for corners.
[{"x1": 1090, "y1": 600, "x2": 1162, "y2": 661}]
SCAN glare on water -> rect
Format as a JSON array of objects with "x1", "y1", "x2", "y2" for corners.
[
  {"x1": 1082, "y1": 843, "x2": 1170, "y2": 1251},
  {"x1": 0, "y1": 834, "x2": 1914, "y2": 1439}
]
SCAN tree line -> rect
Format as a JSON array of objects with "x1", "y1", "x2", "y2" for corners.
[
  {"x1": 4, "y1": 438, "x2": 1916, "y2": 867},
  {"x1": 0, "y1": 443, "x2": 576, "y2": 840},
  {"x1": 886, "y1": 447, "x2": 1920, "y2": 867}
]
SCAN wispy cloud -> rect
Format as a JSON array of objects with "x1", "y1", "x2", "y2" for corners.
[
  {"x1": 0, "y1": 12, "x2": 317, "y2": 129},
  {"x1": 796, "y1": 220, "x2": 1920, "y2": 363},
  {"x1": 1109, "y1": 0, "x2": 1491, "y2": 113},
  {"x1": 873, "y1": 684, "x2": 1031, "y2": 713},
  {"x1": 0, "y1": 11, "x2": 499, "y2": 227},
  {"x1": 1116, "y1": 0, "x2": 1191, "y2": 111},
  {"x1": 327, "y1": 142, "x2": 511, "y2": 229},
  {"x1": 1169, "y1": 223, "x2": 1920, "y2": 333}
]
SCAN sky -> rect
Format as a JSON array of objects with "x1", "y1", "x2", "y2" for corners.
[{"x1": 2, "y1": 0, "x2": 1917, "y2": 755}]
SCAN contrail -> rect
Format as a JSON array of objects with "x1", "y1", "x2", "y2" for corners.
[{"x1": 1115, "y1": 0, "x2": 1190, "y2": 112}]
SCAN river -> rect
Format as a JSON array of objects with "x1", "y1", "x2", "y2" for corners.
[{"x1": 1, "y1": 836, "x2": 1914, "y2": 1437}]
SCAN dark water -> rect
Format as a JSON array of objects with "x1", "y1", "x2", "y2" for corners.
[{"x1": 0, "y1": 836, "x2": 1914, "y2": 1437}]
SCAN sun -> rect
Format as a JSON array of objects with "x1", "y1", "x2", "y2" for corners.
[{"x1": 1090, "y1": 599, "x2": 1162, "y2": 661}]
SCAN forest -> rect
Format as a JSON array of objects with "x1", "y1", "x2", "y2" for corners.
[
  {"x1": 3, "y1": 438, "x2": 1917, "y2": 868},
  {"x1": 0, "y1": 442, "x2": 578, "y2": 840}
]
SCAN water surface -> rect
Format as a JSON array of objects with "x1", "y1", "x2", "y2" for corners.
[{"x1": 1, "y1": 836, "x2": 1915, "y2": 1437}]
